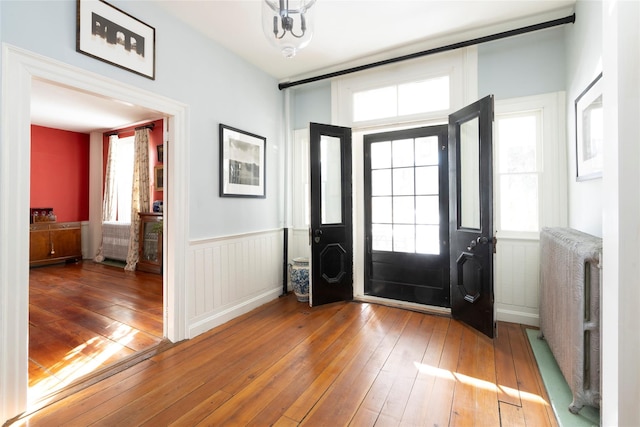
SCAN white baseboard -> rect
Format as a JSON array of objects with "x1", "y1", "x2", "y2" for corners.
[
  {"x1": 188, "y1": 287, "x2": 282, "y2": 338},
  {"x1": 497, "y1": 307, "x2": 540, "y2": 327}
]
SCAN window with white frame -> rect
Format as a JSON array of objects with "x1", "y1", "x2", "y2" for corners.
[
  {"x1": 333, "y1": 49, "x2": 476, "y2": 127},
  {"x1": 495, "y1": 111, "x2": 541, "y2": 233},
  {"x1": 494, "y1": 92, "x2": 567, "y2": 237},
  {"x1": 353, "y1": 75, "x2": 451, "y2": 122},
  {"x1": 114, "y1": 136, "x2": 134, "y2": 222}
]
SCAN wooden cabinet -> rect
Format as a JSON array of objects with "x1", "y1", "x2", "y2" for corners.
[
  {"x1": 29, "y1": 222, "x2": 82, "y2": 266},
  {"x1": 137, "y1": 213, "x2": 163, "y2": 274}
]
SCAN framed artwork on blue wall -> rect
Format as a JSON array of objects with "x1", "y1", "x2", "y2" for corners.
[
  {"x1": 76, "y1": 0, "x2": 156, "y2": 79},
  {"x1": 575, "y1": 73, "x2": 603, "y2": 181},
  {"x1": 219, "y1": 124, "x2": 266, "y2": 198}
]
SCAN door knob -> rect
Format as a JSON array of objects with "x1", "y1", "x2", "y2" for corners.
[{"x1": 467, "y1": 236, "x2": 488, "y2": 251}]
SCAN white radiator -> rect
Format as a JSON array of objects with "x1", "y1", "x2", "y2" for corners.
[
  {"x1": 539, "y1": 227, "x2": 601, "y2": 413},
  {"x1": 100, "y1": 221, "x2": 130, "y2": 261}
]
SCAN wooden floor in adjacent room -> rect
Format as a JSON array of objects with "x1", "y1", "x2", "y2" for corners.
[
  {"x1": 28, "y1": 261, "x2": 164, "y2": 403},
  {"x1": 14, "y1": 290, "x2": 557, "y2": 426}
]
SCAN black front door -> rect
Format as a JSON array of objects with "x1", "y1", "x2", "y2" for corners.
[
  {"x1": 363, "y1": 125, "x2": 450, "y2": 307},
  {"x1": 309, "y1": 123, "x2": 353, "y2": 306},
  {"x1": 448, "y1": 95, "x2": 495, "y2": 338}
]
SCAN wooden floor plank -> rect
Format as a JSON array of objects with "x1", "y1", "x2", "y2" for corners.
[
  {"x1": 283, "y1": 305, "x2": 410, "y2": 424},
  {"x1": 499, "y1": 401, "x2": 527, "y2": 427},
  {"x1": 118, "y1": 304, "x2": 349, "y2": 426},
  {"x1": 506, "y1": 322, "x2": 558, "y2": 427},
  {"x1": 16, "y1": 293, "x2": 558, "y2": 427},
  {"x1": 450, "y1": 326, "x2": 481, "y2": 427},
  {"x1": 448, "y1": 325, "x2": 500, "y2": 427},
  {"x1": 399, "y1": 315, "x2": 450, "y2": 425},
  {"x1": 28, "y1": 261, "x2": 163, "y2": 403},
  {"x1": 356, "y1": 312, "x2": 436, "y2": 425},
  {"x1": 495, "y1": 321, "x2": 522, "y2": 406},
  {"x1": 22, "y1": 359, "x2": 158, "y2": 426},
  {"x1": 195, "y1": 303, "x2": 376, "y2": 425},
  {"x1": 83, "y1": 307, "x2": 326, "y2": 426},
  {"x1": 417, "y1": 319, "x2": 463, "y2": 426},
  {"x1": 298, "y1": 309, "x2": 414, "y2": 425},
  {"x1": 245, "y1": 308, "x2": 393, "y2": 425},
  {"x1": 247, "y1": 305, "x2": 403, "y2": 427},
  {"x1": 474, "y1": 330, "x2": 501, "y2": 426}
]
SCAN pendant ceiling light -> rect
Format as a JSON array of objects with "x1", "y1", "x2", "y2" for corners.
[{"x1": 262, "y1": 0, "x2": 316, "y2": 58}]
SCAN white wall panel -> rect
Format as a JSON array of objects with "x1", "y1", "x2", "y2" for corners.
[
  {"x1": 187, "y1": 229, "x2": 284, "y2": 338},
  {"x1": 494, "y1": 92, "x2": 567, "y2": 327},
  {"x1": 496, "y1": 239, "x2": 540, "y2": 326}
]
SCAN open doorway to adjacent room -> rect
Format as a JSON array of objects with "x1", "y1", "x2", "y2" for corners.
[{"x1": 27, "y1": 79, "x2": 168, "y2": 404}]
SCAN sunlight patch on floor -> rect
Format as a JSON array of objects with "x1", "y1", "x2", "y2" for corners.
[
  {"x1": 28, "y1": 326, "x2": 139, "y2": 406},
  {"x1": 413, "y1": 361, "x2": 549, "y2": 406}
]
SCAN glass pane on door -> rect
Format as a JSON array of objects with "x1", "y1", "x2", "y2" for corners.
[
  {"x1": 459, "y1": 117, "x2": 480, "y2": 230},
  {"x1": 369, "y1": 135, "x2": 441, "y2": 255},
  {"x1": 320, "y1": 135, "x2": 343, "y2": 225}
]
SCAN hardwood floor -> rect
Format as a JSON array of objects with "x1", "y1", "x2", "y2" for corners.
[
  {"x1": 28, "y1": 261, "x2": 164, "y2": 403},
  {"x1": 14, "y1": 292, "x2": 558, "y2": 426}
]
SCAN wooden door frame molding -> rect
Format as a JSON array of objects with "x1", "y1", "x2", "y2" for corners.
[{"x1": 0, "y1": 44, "x2": 190, "y2": 422}]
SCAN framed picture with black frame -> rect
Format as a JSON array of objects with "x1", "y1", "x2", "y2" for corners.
[
  {"x1": 155, "y1": 165, "x2": 163, "y2": 191},
  {"x1": 575, "y1": 73, "x2": 603, "y2": 181},
  {"x1": 219, "y1": 124, "x2": 266, "y2": 198},
  {"x1": 76, "y1": 0, "x2": 156, "y2": 79}
]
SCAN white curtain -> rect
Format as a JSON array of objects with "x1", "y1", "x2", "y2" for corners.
[
  {"x1": 94, "y1": 134, "x2": 118, "y2": 262},
  {"x1": 125, "y1": 128, "x2": 151, "y2": 271}
]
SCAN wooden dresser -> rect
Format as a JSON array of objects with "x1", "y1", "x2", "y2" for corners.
[
  {"x1": 29, "y1": 222, "x2": 82, "y2": 267},
  {"x1": 137, "y1": 213, "x2": 163, "y2": 274}
]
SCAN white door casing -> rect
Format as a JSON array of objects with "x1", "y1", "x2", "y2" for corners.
[{"x1": 0, "y1": 44, "x2": 190, "y2": 421}]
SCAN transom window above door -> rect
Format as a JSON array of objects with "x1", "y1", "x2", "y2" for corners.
[
  {"x1": 369, "y1": 135, "x2": 441, "y2": 255},
  {"x1": 353, "y1": 75, "x2": 450, "y2": 122}
]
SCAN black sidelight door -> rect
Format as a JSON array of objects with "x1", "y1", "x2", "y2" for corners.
[
  {"x1": 309, "y1": 123, "x2": 353, "y2": 306},
  {"x1": 448, "y1": 95, "x2": 495, "y2": 338}
]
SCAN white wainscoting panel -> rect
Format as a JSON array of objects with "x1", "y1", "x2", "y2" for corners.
[
  {"x1": 187, "y1": 229, "x2": 284, "y2": 338},
  {"x1": 289, "y1": 228, "x2": 310, "y2": 261},
  {"x1": 287, "y1": 228, "x2": 311, "y2": 292},
  {"x1": 495, "y1": 238, "x2": 541, "y2": 326}
]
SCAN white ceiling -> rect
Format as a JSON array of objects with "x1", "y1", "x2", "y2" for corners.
[
  {"x1": 31, "y1": 79, "x2": 160, "y2": 133},
  {"x1": 31, "y1": 0, "x2": 575, "y2": 133}
]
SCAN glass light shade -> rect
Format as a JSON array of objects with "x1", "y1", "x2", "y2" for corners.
[{"x1": 262, "y1": 0, "x2": 315, "y2": 58}]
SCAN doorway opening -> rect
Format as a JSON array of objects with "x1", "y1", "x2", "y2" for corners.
[
  {"x1": 1, "y1": 45, "x2": 188, "y2": 421},
  {"x1": 363, "y1": 125, "x2": 450, "y2": 307},
  {"x1": 347, "y1": 95, "x2": 496, "y2": 337},
  {"x1": 28, "y1": 111, "x2": 167, "y2": 403}
]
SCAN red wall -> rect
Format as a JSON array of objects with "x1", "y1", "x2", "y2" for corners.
[
  {"x1": 30, "y1": 125, "x2": 89, "y2": 222},
  {"x1": 102, "y1": 119, "x2": 164, "y2": 211}
]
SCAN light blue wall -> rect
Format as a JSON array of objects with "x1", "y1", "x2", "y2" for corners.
[
  {"x1": 291, "y1": 81, "x2": 332, "y2": 129},
  {"x1": 565, "y1": 0, "x2": 602, "y2": 237},
  {"x1": 290, "y1": 26, "x2": 568, "y2": 125},
  {"x1": 0, "y1": 0, "x2": 284, "y2": 239},
  {"x1": 478, "y1": 26, "x2": 566, "y2": 100}
]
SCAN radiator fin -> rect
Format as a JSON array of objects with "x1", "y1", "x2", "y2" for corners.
[{"x1": 539, "y1": 227, "x2": 601, "y2": 413}]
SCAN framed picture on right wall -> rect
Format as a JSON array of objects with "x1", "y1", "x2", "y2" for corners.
[{"x1": 575, "y1": 72, "x2": 603, "y2": 181}]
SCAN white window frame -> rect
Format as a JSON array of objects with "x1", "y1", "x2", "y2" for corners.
[
  {"x1": 332, "y1": 48, "x2": 478, "y2": 129},
  {"x1": 495, "y1": 92, "x2": 568, "y2": 239},
  {"x1": 494, "y1": 110, "x2": 543, "y2": 238},
  {"x1": 494, "y1": 92, "x2": 567, "y2": 327}
]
